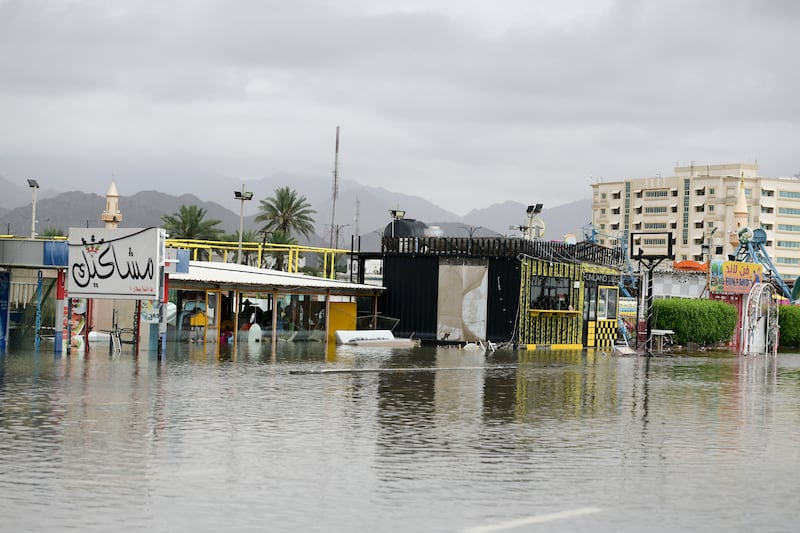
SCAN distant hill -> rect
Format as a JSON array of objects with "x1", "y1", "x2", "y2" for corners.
[{"x1": 0, "y1": 174, "x2": 593, "y2": 248}]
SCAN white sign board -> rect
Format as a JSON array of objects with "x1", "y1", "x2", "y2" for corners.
[{"x1": 68, "y1": 227, "x2": 164, "y2": 300}]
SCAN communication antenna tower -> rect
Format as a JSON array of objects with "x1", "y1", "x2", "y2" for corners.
[{"x1": 329, "y1": 126, "x2": 340, "y2": 248}]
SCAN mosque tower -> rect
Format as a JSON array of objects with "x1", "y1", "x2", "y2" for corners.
[
  {"x1": 729, "y1": 173, "x2": 749, "y2": 248},
  {"x1": 101, "y1": 179, "x2": 122, "y2": 228}
]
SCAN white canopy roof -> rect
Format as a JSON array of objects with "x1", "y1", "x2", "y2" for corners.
[{"x1": 169, "y1": 261, "x2": 384, "y2": 296}]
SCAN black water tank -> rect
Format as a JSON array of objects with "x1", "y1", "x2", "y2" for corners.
[{"x1": 383, "y1": 218, "x2": 429, "y2": 238}]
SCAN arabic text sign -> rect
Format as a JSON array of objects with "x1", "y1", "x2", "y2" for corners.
[
  {"x1": 68, "y1": 228, "x2": 163, "y2": 299},
  {"x1": 709, "y1": 259, "x2": 762, "y2": 294}
]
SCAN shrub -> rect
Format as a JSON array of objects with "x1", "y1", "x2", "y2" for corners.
[
  {"x1": 652, "y1": 298, "x2": 737, "y2": 346},
  {"x1": 778, "y1": 305, "x2": 800, "y2": 347}
]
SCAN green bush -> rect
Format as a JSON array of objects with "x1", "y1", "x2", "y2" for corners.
[
  {"x1": 652, "y1": 298, "x2": 737, "y2": 346},
  {"x1": 778, "y1": 305, "x2": 800, "y2": 347}
]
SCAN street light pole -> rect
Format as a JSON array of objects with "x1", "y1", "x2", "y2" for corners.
[
  {"x1": 389, "y1": 208, "x2": 405, "y2": 239},
  {"x1": 27, "y1": 179, "x2": 39, "y2": 238},
  {"x1": 234, "y1": 185, "x2": 254, "y2": 264}
]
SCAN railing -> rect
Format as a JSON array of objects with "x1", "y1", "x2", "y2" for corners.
[
  {"x1": 381, "y1": 236, "x2": 624, "y2": 267},
  {"x1": 165, "y1": 239, "x2": 350, "y2": 279}
]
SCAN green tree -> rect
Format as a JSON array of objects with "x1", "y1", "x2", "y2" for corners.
[
  {"x1": 161, "y1": 205, "x2": 224, "y2": 260},
  {"x1": 161, "y1": 205, "x2": 223, "y2": 241},
  {"x1": 255, "y1": 187, "x2": 316, "y2": 240},
  {"x1": 223, "y1": 228, "x2": 261, "y2": 265},
  {"x1": 41, "y1": 227, "x2": 65, "y2": 237},
  {"x1": 263, "y1": 229, "x2": 297, "y2": 271}
]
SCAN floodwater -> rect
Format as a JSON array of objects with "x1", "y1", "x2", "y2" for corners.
[{"x1": 1, "y1": 341, "x2": 799, "y2": 533}]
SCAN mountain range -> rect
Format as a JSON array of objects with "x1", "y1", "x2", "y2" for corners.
[{"x1": 0, "y1": 173, "x2": 592, "y2": 251}]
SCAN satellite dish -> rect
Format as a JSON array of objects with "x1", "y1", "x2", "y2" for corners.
[
  {"x1": 531, "y1": 218, "x2": 545, "y2": 238},
  {"x1": 563, "y1": 233, "x2": 577, "y2": 245}
]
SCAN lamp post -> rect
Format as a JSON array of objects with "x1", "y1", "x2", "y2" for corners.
[
  {"x1": 27, "y1": 179, "x2": 39, "y2": 238},
  {"x1": 234, "y1": 185, "x2": 254, "y2": 264},
  {"x1": 525, "y1": 203, "x2": 543, "y2": 240},
  {"x1": 389, "y1": 208, "x2": 405, "y2": 239}
]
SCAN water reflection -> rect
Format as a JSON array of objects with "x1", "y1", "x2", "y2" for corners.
[{"x1": 1, "y1": 344, "x2": 800, "y2": 532}]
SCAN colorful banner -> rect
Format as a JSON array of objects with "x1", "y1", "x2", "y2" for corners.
[
  {"x1": 618, "y1": 296, "x2": 638, "y2": 341},
  {"x1": 709, "y1": 260, "x2": 762, "y2": 294}
]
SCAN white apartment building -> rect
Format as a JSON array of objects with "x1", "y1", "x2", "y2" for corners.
[{"x1": 591, "y1": 162, "x2": 800, "y2": 282}]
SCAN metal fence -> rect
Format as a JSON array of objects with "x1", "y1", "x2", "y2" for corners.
[{"x1": 381, "y1": 237, "x2": 623, "y2": 268}]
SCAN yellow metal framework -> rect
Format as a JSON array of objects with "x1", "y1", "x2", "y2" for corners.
[{"x1": 165, "y1": 239, "x2": 348, "y2": 279}]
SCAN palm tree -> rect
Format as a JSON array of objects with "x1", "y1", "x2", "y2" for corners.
[
  {"x1": 223, "y1": 228, "x2": 261, "y2": 265},
  {"x1": 263, "y1": 229, "x2": 297, "y2": 271},
  {"x1": 161, "y1": 205, "x2": 224, "y2": 241},
  {"x1": 255, "y1": 187, "x2": 316, "y2": 240},
  {"x1": 161, "y1": 205, "x2": 223, "y2": 260}
]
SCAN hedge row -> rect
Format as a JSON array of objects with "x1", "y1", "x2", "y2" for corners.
[
  {"x1": 778, "y1": 305, "x2": 800, "y2": 347},
  {"x1": 652, "y1": 298, "x2": 738, "y2": 346}
]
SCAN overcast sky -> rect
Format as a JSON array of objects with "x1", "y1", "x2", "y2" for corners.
[{"x1": 1, "y1": 0, "x2": 799, "y2": 215}]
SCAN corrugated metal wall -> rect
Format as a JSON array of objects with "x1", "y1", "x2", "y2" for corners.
[
  {"x1": 380, "y1": 255, "x2": 439, "y2": 340},
  {"x1": 486, "y1": 258, "x2": 521, "y2": 343}
]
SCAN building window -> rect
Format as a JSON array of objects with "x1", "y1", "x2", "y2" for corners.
[
  {"x1": 644, "y1": 206, "x2": 667, "y2": 214},
  {"x1": 779, "y1": 207, "x2": 800, "y2": 215},
  {"x1": 762, "y1": 206, "x2": 774, "y2": 214},
  {"x1": 600, "y1": 208, "x2": 606, "y2": 214},
  {"x1": 601, "y1": 193, "x2": 607, "y2": 199},
  {"x1": 762, "y1": 190, "x2": 774, "y2": 197},
  {"x1": 778, "y1": 224, "x2": 800, "y2": 232},
  {"x1": 611, "y1": 223, "x2": 619, "y2": 230},
  {"x1": 695, "y1": 188, "x2": 705, "y2": 196},
  {"x1": 695, "y1": 205, "x2": 705, "y2": 212},
  {"x1": 709, "y1": 188, "x2": 715, "y2": 196},
  {"x1": 644, "y1": 222, "x2": 667, "y2": 229},
  {"x1": 530, "y1": 276, "x2": 572, "y2": 310},
  {"x1": 645, "y1": 190, "x2": 668, "y2": 198},
  {"x1": 708, "y1": 205, "x2": 714, "y2": 212},
  {"x1": 612, "y1": 208, "x2": 621, "y2": 215},
  {"x1": 776, "y1": 257, "x2": 800, "y2": 265},
  {"x1": 777, "y1": 241, "x2": 800, "y2": 248},
  {"x1": 596, "y1": 286, "x2": 619, "y2": 320}
]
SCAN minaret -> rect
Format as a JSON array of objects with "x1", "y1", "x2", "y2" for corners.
[
  {"x1": 729, "y1": 173, "x2": 748, "y2": 247},
  {"x1": 101, "y1": 178, "x2": 122, "y2": 228}
]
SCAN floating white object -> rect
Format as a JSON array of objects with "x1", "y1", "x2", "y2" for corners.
[
  {"x1": 248, "y1": 323, "x2": 262, "y2": 343},
  {"x1": 335, "y1": 330, "x2": 418, "y2": 347}
]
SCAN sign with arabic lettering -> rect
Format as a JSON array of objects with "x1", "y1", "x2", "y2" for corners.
[
  {"x1": 67, "y1": 228, "x2": 164, "y2": 299},
  {"x1": 709, "y1": 259, "x2": 762, "y2": 294}
]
